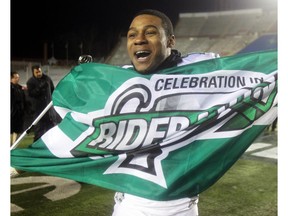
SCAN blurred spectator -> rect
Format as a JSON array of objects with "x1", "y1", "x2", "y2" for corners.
[
  {"x1": 10, "y1": 71, "x2": 26, "y2": 145},
  {"x1": 271, "y1": 118, "x2": 277, "y2": 131},
  {"x1": 26, "y1": 65, "x2": 61, "y2": 141},
  {"x1": 267, "y1": 117, "x2": 277, "y2": 132}
]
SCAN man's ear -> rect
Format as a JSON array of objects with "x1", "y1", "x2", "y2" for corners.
[{"x1": 167, "y1": 35, "x2": 176, "y2": 48}]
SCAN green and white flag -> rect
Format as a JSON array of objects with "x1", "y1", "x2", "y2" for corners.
[{"x1": 11, "y1": 50, "x2": 277, "y2": 201}]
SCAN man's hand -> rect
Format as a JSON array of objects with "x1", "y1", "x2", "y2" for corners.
[{"x1": 10, "y1": 167, "x2": 21, "y2": 178}]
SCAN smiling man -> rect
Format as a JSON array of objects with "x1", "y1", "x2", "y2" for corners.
[
  {"x1": 126, "y1": 10, "x2": 176, "y2": 74},
  {"x1": 113, "y1": 9, "x2": 220, "y2": 216}
]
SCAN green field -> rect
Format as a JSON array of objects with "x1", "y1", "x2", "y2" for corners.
[{"x1": 11, "y1": 134, "x2": 277, "y2": 216}]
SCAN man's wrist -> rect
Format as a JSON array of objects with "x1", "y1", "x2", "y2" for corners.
[{"x1": 10, "y1": 167, "x2": 22, "y2": 178}]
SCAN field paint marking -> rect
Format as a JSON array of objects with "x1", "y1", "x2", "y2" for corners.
[{"x1": 11, "y1": 176, "x2": 81, "y2": 212}]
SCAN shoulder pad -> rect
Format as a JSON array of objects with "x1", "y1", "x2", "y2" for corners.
[{"x1": 179, "y1": 52, "x2": 220, "y2": 67}]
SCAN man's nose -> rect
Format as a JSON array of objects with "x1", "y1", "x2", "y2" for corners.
[{"x1": 134, "y1": 34, "x2": 148, "y2": 45}]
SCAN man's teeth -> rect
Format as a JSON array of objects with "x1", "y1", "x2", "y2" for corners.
[{"x1": 136, "y1": 51, "x2": 150, "y2": 58}]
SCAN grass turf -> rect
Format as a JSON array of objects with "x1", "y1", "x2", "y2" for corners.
[{"x1": 11, "y1": 134, "x2": 277, "y2": 216}]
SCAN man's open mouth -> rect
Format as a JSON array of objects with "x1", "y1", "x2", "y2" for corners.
[{"x1": 135, "y1": 50, "x2": 151, "y2": 59}]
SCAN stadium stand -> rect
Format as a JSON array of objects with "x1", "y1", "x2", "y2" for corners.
[
  {"x1": 237, "y1": 34, "x2": 277, "y2": 54},
  {"x1": 106, "y1": 8, "x2": 277, "y2": 65}
]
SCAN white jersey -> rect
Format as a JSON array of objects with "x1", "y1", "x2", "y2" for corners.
[{"x1": 178, "y1": 52, "x2": 220, "y2": 67}]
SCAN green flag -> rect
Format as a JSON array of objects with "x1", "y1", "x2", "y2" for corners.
[{"x1": 11, "y1": 50, "x2": 277, "y2": 201}]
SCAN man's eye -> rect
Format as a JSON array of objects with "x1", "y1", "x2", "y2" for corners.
[
  {"x1": 146, "y1": 31, "x2": 156, "y2": 35},
  {"x1": 128, "y1": 33, "x2": 136, "y2": 38}
]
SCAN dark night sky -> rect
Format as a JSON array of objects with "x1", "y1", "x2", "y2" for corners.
[{"x1": 11, "y1": 0, "x2": 277, "y2": 61}]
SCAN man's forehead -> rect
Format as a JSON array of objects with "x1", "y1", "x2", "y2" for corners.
[{"x1": 130, "y1": 14, "x2": 162, "y2": 27}]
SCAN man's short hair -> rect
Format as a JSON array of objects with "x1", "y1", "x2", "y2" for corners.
[
  {"x1": 132, "y1": 9, "x2": 174, "y2": 36},
  {"x1": 31, "y1": 64, "x2": 41, "y2": 72},
  {"x1": 11, "y1": 71, "x2": 19, "y2": 79}
]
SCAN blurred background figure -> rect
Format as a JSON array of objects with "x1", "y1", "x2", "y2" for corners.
[
  {"x1": 26, "y1": 65, "x2": 61, "y2": 142},
  {"x1": 10, "y1": 71, "x2": 27, "y2": 145},
  {"x1": 266, "y1": 117, "x2": 277, "y2": 132}
]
